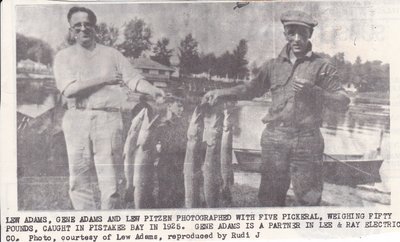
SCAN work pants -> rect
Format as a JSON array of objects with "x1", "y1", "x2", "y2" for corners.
[
  {"x1": 259, "y1": 126, "x2": 324, "y2": 206},
  {"x1": 62, "y1": 109, "x2": 123, "y2": 210}
]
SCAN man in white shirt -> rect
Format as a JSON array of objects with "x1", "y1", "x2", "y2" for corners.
[{"x1": 53, "y1": 6, "x2": 164, "y2": 209}]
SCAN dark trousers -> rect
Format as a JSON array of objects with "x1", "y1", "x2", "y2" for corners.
[
  {"x1": 259, "y1": 125, "x2": 324, "y2": 206},
  {"x1": 156, "y1": 154, "x2": 185, "y2": 208}
]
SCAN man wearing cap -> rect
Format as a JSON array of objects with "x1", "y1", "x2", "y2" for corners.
[
  {"x1": 202, "y1": 10, "x2": 350, "y2": 206},
  {"x1": 53, "y1": 6, "x2": 164, "y2": 210}
]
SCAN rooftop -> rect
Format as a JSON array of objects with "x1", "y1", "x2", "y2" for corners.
[{"x1": 131, "y1": 58, "x2": 175, "y2": 72}]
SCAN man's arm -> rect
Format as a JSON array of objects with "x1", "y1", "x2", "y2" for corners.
[
  {"x1": 117, "y1": 51, "x2": 165, "y2": 101},
  {"x1": 202, "y1": 61, "x2": 270, "y2": 105},
  {"x1": 315, "y1": 87, "x2": 350, "y2": 112},
  {"x1": 53, "y1": 51, "x2": 121, "y2": 98},
  {"x1": 62, "y1": 74, "x2": 121, "y2": 98},
  {"x1": 135, "y1": 79, "x2": 165, "y2": 101},
  {"x1": 318, "y1": 63, "x2": 350, "y2": 111},
  {"x1": 294, "y1": 86, "x2": 351, "y2": 112},
  {"x1": 294, "y1": 62, "x2": 350, "y2": 112},
  {"x1": 202, "y1": 84, "x2": 250, "y2": 106}
]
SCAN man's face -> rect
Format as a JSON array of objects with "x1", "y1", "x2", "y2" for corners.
[
  {"x1": 168, "y1": 101, "x2": 184, "y2": 118},
  {"x1": 69, "y1": 11, "x2": 96, "y2": 48},
  {"x1": 284, "y1": 25, "x2": 312, "y2": 56}
]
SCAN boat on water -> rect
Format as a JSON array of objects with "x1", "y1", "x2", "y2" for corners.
[
  {"x1": 233, "y1": 148, "x2": 383, "y2": 186},
  {"x1": 231, "y1": 100, "x2": 386, "y2": 187}
]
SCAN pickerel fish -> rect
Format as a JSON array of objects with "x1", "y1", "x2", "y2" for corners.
[
  {"x1": 220, "y1": 105, "x2": 234, "y2": 206},
  {"x1": 123, "y1": 108, "x2": 146, "y2": 204},
  {"x1": 183, "y1": 106, "x2": 204, "y2": 208},
  {"x1": 202, "y1": 105, "x2": 224, "y2": 208},
  {"x1": 133, "y1": 109, "x2": 159, "y2": 209}
]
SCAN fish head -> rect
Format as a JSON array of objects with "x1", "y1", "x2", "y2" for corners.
[
  {"x1": 223, "y1": 107, "x2": 234, "y2": 131},
  {"x1": 137, "y1": 109, "x2": 160, "y2": 149},
  {"x1": 187, "y1": 106, "x2": 204, "y2": 140},
  {"x1": 130, "y1": 108, "x2": 146, "y2": 131},
  {"x1": 123, "y1": 108, "x2": 146, "y2": 156}
]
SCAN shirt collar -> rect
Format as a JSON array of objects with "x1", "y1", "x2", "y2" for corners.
[
  {"x1": 278, "y1": 41, "x2": 313, "y2": 62},
  {"x1": 73, "y1": 42, "x2": 99, "y2": 58}
]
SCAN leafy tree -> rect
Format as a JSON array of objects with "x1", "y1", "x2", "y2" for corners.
[
  {"x1": 351, "y1": 56, "x2": 363, "y2": 88},
  {"x1": 96, "y1": 23, "x2": 119, "y2": 47},
  {"x1": 16, "y1": 33, "x2": 30, "y2": 62},
  {"x1": 332, "y1": 52, "x2": 345, "y2": 67},
  {"x1": 355, "y1": 56, "x2": 362, "y2": 66},
  {"x1": 178, "y1": 33, "x2": 201, "y2": 76},
  {"x1": 118, "y1": 18, "x2": 152, "y2": 59},
  {"x1": 215, "y1": 51, "x2": 234, "y2": 78},
  {"x1": 306, "y1": 52, "x2": 389, "y2": 93},
  {"x1": 204, "y1": 39, "x2": 249, "y2": 80},
  {"x1": 353, "y1": 56, "x2": 362, "y2": 76},
  {"x1": 250, "y1": 61, "x2": 260, "y2": 77},
  {"x1": 231, "y1": 39, "x2": 249, "y2": 79},
  {"x1": 359, "y1": 60, "x2": 389, "y2": 92},
  {"x1": 16, "y1": 33, "x2": 54, "y2": 65},
  {"x1": 151, "y1": 37, "x2": 173, "y2": 66},
  {"x1": 379, "y1": 63, "x2": 390, "y2": 92},
  {"x1": 199, "y1": 53, "x2": 217, "y2": 78}
]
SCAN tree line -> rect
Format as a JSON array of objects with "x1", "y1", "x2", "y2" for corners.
[
  {"x1": 94, "y1": 20, "x2": 250, "y2": 80},
  {"x1": 17, "y1": 33, "x2": 54, "y2": 66},
  {"x1": 16, "y1": 17, "x2": 388, "y2": 93},
  {"x1": 319, "y1": 52, "x2": 389, "y2": 92}
]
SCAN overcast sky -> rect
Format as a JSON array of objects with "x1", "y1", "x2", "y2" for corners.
[{"x1": 16, "y1": 1, "x2": 397, "y2": 65}]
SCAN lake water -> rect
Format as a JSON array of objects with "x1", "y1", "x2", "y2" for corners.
[
  {"x1": 233, "y1": 98, "x2": 389, "y2": 159},
  {"x1": 232, "y1": 97, "x2": 390, "y2": 193}
]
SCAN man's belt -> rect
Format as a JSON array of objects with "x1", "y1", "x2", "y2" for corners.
[
  {"x1": 268, "y1": 120, "x2": 293, "y2": 127},
  {"x1": 267, "y1": 120, "x2": 320, "y2": 131},
  {"x1": 72, "y1": 107, "x2": 121, "y2": 112}
]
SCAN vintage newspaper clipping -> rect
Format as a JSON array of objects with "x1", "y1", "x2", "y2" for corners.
[{"x1": 1, "y1": 0, "x2": 400, "y2": 241}]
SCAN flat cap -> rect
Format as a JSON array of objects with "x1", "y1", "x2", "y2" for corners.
[{"x1": 280, "y1": 10, "x2": 318, "y2": 28}]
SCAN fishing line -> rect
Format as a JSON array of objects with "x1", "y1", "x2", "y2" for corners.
[{"x1": 323, "y1": 153, "x2": 380, "y2": 179}]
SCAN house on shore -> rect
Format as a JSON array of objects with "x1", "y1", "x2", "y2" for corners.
[
  {"x1": 17, "y1": 59, "x2": 51, "y2": 73},
  {"x1": 131, "y1": 58, "x2": 175, "y2": 88}
]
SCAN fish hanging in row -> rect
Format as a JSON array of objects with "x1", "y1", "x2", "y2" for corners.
[
  {"x1": 183, "y1": 106, "x2": 204, "y2": 208},
  {"x1": 123, "y1": 108, "x2": 146, "y2": 204},
  {"x1": 184, "y1": 104, "x2": 234, "y2": 208},
  {"x1": 202, "y1": 106, "x2": 224, "y2": 208},
  {"x1": 133, "y1": 109, "x2": 159, "y2": 209},
  {"x1": 221, "y1": 104, "x2": 234, "y2": 206}
]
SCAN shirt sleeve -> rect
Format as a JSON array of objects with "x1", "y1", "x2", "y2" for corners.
[
  {"x1": 53, "y1": 51, "x2": 77, "y2": 94},
  {"x1": 116, "y1": 51, "x2": 145, "y2": 92},
  {"x1": 316, "y1": 61, "x2": 350, "y2": 112},
  {"x1": 316, "y1": 62, "x2": 344, "y2": 92},
  {"x1": 242, "y1": 60, "x2": 271, "y2": 99}
]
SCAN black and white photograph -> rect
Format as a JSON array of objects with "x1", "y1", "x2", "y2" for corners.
[
  {"x1": 12, "y1": 1, "x2": 392, "y2": 211},
  {"x1": 4, "y1": 0, "x2": 400, "y2": 241}
]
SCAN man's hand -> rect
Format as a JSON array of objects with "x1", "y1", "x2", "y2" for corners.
[
  {"x1": 292, "y1": 77, "x2": 314, "y2": 94},
  {"x1": 136, "y1": 79, "x2": 165, "y2": 103},
  {"x1": 152, "y1": 86, "x2": 165, "y2": 104},
  {"x1": 202, "y1": 89, "x2": 224, "y2": 106},
  {"x1": 104, "y1": 72, "x2": 123, "y2": 85}
]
